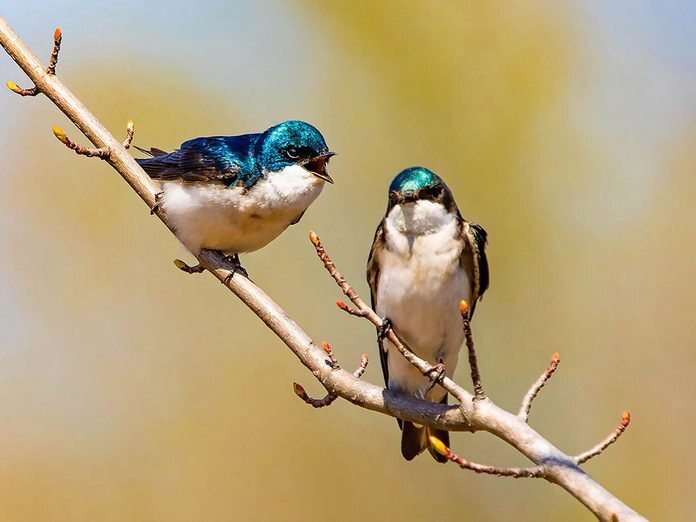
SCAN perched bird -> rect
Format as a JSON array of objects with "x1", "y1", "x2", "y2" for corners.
[
  {"x1": 367, "y1": 167, "x2": 489, "y2": 462},
  {"x1": 135, "y1": 120, "x2": 334, "y2": 273}
]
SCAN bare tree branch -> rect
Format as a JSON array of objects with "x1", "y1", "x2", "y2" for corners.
[
  {"x1": 429, "y1": 436, "x2": 545, "y2": 478},
  {"x1": 519, "y1": 352, "x2": 561, "y2": 421},
  {"x1": 575, "y1": 412, "x2": 632, "y2": 465},
  {"x1": 293, "y1": 345, "x2": 369, "y2": 408},
  {"x1": 460, "y1": 300, "x2": 486, "y2": 400},
  {"x1": 0, "y1": 18, "x2": 646, "y2": 521}
]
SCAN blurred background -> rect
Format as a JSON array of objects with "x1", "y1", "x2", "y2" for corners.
[{"x1": 1, "y1": 1, "x2": 694, "y2": 520}]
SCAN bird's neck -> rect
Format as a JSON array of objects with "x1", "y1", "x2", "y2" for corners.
[{"x1": 386, "y1": 201, "x2": 456, "y2": 237}]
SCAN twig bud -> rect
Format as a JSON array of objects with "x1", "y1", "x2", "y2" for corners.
[
  {"x1": 173, "y1": 259, "x2": 187, "y2": 270},
  {"x1": 54, "y1": 27, "x2": 62, "y2": 41},
  {"x1": 6, "y1": 81, "x2": 21, "y2": 93},
  {"x1": 293, "y1": 383, "x2": 305, "y2": 397},
  {"x1": 309, "y1": 230, "x2": 320, "y2": 247},
  {"x1": 429, "y1": 436, "x2": 449, "y2": 457},
  {"x1": 52, "y1": 126, "x2": 68, "y2": 144},
  {"x1": 321, "y1": 341, "x2": 332, "y2": 354},
  {"x1": 336, "y1": 301, "x2": 348, "y2": 310},
  {"x1": 459, "y1": 300, "x2": 469, "y2": 316},
  {"x1": 621, "y1": 411, "x2": 631, "y2": 428}
]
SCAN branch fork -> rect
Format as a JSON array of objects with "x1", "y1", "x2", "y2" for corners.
[
  {"x1": 52, "y1": 120, "x2": 134, "y2": 159},
  {"x1": 293, "y1": 342, "x2": 368, "y2": 408},
  {"x1": 6, "y1": 27, "x2": 61, "y2": 96}
]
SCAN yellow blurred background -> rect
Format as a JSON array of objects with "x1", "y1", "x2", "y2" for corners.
[{"x1": 1, "y1": 1, "x2": 695, "y2": 520}]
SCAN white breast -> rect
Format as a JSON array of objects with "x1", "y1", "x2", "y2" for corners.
[
  {"x1": 376, "y1": 201, "x2": 470, "y2": 401},
  {"x1": 161, "y1": 164, "x2": 325, "y2": 254}
]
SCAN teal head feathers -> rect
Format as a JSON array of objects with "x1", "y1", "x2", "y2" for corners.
[
  {"x1": 255, "y1": 120, "x2": 334, "y2": 182},
  {"x1": 387, "y1": 167, "x2": 457, "y2": 212}
]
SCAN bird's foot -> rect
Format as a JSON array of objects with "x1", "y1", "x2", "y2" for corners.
[
  {"x1": 150, "y1": 192, "x2": 164, "y2": 215},
  {"x1": 221, "y1": 254, "x2": 249, "y2": 284},
  {"x1": 427, "y1": 363, "x2": 447, "y2": 392},
  {"x1": 174, "y1": 259, "x2": 205, "y2": 274},
  {"x1": 378, "y1": 317, "x2": 393, "y2": 341}
]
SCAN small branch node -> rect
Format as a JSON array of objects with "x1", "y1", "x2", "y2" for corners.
[
  {"x1": 123, "y1": 120, "x2": 134, "y2": 149},
  {"x1": 574, "y1": 411, "x2": 632, "y2": 465},
  {"x1": 518, "y1": 352, "x2": 561, "y2": 421},
  {"x1": 174, "y1": 259, "x2": 205, "y2": 274},
  {"x1": 47, "y1": 27, "x2": 62, "y2": 75},
  {"x1": 336, "y1": 300, "x2": 366, "y2": 317},
  {"x1": 429, "y1": 436, "x2": 545, "y2": 478},
  {"x1": 6, "y1": 27, "x2": 61, "y2": 96},
  {"x1": 321, "y1": 341, "x2": 340, "y2": 369}
]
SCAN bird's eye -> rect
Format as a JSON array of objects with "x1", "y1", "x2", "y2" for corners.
[
  {"x1": 421, "y1": 185, "x2": 442, "y2": 199},
  {"x1": 285, "y1": 147, "x2": 300, "y2": 159}
]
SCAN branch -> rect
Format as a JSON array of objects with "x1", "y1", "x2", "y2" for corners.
[
  {"x1": 575, "y1": 411, "x2": 632, "y2": 465},
  {"x1": 519, "y1": 352, "x2": 561, "y2": 421},
  {"x1": 460, "y1": 300, "x2": 485, "y2": 400},
  {"x1": 429, "y1": 436, "x2": 545, "y2": 478},
  {"x1": 0, "y1": 18, "x2": 646, "y2": 522},
  {"x1": 293, "y1": 344, "x2": 369, "y2": 408}
]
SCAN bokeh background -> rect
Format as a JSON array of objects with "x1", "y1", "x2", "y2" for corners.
[{"x1": 1, "y1": 1, "x2": 694, "y2": 520}]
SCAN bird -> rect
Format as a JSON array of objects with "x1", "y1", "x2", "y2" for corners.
[
  {"x1": 366, "y1": 166, "x2": 489, "y2": 462},
  {"x1": 135, "y1": 120, "x2": 335, "y2": 274}
]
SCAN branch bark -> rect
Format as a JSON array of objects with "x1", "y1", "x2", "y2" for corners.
[{"x1": 0, "y1": 18, "x2": 646, "y2": 521}]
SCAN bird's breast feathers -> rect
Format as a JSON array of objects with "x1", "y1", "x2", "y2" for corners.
[
  {"x1": 375, "y1": 201, "x2": 470, "y2": 399},
  {"x1": 162, "y1": 164, "x2": 325, "y2": 254}
]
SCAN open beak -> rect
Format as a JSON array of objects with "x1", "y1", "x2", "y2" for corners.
[{"x1": 303, "y1": 152, "x2": 336, "y2": 184}]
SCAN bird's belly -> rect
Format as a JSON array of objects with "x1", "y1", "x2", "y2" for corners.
[
  {"x1": 161, "y1": 181, "x2": 320, "y2": 254},
  {"x1": 376, "y1": 253, "x2": 470, "y2": 401}
]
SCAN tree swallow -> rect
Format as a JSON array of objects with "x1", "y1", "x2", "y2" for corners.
[
  {"x1": 135, "y1": 120, "x2": 334, "y2": 271},
  {"x1": 366, "y1": 167, "x2": 490, "y2": 462}
]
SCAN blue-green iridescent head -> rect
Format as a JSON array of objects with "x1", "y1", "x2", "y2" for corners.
[
  {"x1": 388, "y1": 167, "x2": 455, "y2": 209},
  {"x1": 255, "y1": 120, "x2": 335, "y2": 183}
]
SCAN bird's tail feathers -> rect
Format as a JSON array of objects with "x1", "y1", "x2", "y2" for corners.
[
  {"x1": 400, "y1": 393, "x2": 449, "y2": 463},
  {"x1": 400, "y1": 422, "x2": 449, "y2": 463}
]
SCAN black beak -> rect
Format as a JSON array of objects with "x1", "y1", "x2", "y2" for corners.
[
  {"x1": 402, "y1": 191, "x2": 418, "y2": 203},
  {"x1": 303, "y1": 152, "x2": 336, "y2": 184}
]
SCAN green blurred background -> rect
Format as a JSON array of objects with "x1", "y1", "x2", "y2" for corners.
[{"x1": 1, "y1": 1, "x2": 694, "y2": 520}]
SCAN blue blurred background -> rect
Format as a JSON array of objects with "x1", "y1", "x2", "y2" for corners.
[{"x1": 1, "y1": 1, "x2": 695, "y2": 520}]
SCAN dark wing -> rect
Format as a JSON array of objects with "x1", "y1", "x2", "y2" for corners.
[
  {"x1": 367, "y1": 220, "x2": 390, "y2": 387},
  {"x1": 461, "y1": 221, "x2": 490, "y2": 317},
  {"x1": 135, "y1": 136, "x2": 248, "y2": 184}
]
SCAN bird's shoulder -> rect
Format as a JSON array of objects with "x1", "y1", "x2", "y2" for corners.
[
  {"x1": 366, "y1": 220, "x2": 391, "y2": 387},
  {"x1": 459, "y1": 220, "x2": 490, "y2": 314}
]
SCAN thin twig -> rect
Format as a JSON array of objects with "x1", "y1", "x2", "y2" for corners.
[
  {"x1": 51, "y1": 120, "x2": 134, "y2": 159},
  {"x1": 460, "y1": 300, "x2": 486, "y2": 400},
  {"x1": 6, "y1": 27, "x2": 61, "y2": 96},
  {"x1": 518, "y1": 353, "x2": 561, "y2": 421},
  {"x1": 294, "y1": 352, "x2": 368, "y2": 408},
  {"x1": 575, "y1": 412, "x2": 631, "y2": 464},
  {"x1": 429, "y1": 436, "x2": 545, "y2": 478}
]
